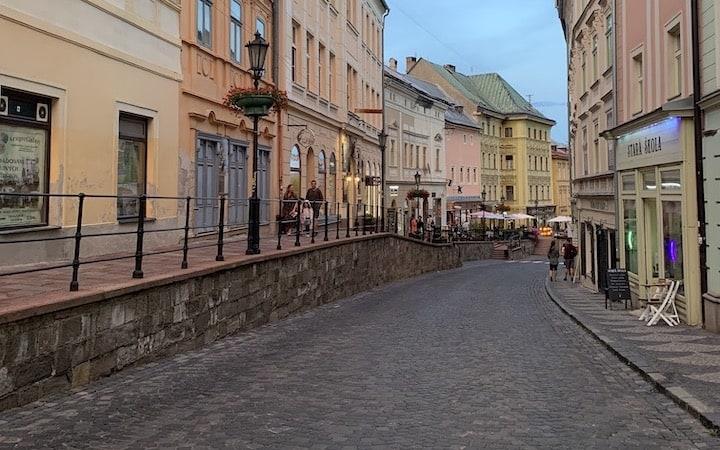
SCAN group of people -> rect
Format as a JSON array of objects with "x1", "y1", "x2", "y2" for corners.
[
  {"x1": 409, "y1": 214, "x2": 436, "y2": 240},
  {"x1": 280, "y1": 180, "x2": 324, "y2": 236},
  {"x1": 547, "y1": 238, "x2": 578, "y2": 282}
]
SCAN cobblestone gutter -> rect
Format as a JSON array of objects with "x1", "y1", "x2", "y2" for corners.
[{"x1": 0, "y1": 235, "x2": 460, "y2": 411}]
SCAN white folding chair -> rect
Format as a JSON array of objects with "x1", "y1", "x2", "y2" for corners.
[
  {"x1": 647, "y1": 280, "x2": 681, "y2": 327},
  {"x1": 639, "y1": 279, "x2": 670, "y2": 322}
]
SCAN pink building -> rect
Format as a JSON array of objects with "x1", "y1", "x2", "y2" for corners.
[
  {"x1": 606, "y1": 0, "x2": 701, "y2": 325},
  {"x1": 444, "y1": 106, "x2": 482, "y2": 224}
]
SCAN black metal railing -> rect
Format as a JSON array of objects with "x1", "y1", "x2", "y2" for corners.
[{"x1": 0, "y1": 192, "x2": 402, "y2": 292}]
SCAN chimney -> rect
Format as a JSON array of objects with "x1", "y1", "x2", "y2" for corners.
[
  {"x1": 405, "y1": 56, "x2": 418, "y2": 73},
  {"x1": 443, "y1": 64, "x2": 456, "y2": 73},
  {"x1": 389, "y1": 58, "x2": 398, "y2": 71}
]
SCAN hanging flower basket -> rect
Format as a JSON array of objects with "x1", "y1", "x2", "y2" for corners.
[
  {"x1": 224, "y1": 86, "x2": 289, "y2": 116},
  {"x1": 406, "y1": 189, "x2": 430, "y2": 200}
]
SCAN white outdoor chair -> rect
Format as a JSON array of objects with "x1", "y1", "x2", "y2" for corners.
[
  {"x1": 647, "y1": 280, "x2": 681, "y2": 327},
  {"x1": 639, "y1": 279, "x2": 670, "y2": 322}
]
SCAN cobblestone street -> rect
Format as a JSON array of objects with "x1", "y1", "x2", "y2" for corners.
[{"x1": 0, "y1": 259, "x2": 717, "y2": 449}]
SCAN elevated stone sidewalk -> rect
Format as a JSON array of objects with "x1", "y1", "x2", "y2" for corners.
[{"x1": 546, "y1": 279, "x2": 720, "y2": 432}]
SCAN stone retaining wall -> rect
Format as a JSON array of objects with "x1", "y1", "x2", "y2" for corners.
[
  {"x1": 455, "y1": 241, "x2": 494, "y2": 261},
  {"x1": 0, "y1": 235, "x2": 460, "y2": 411}
]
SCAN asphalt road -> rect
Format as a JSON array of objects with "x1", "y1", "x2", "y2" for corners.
[{"x1": 0, "y1": 259, "x2": 716, "y2": 449}]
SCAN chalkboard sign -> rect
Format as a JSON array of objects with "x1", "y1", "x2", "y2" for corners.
[{"x1": 606, "y1": 269, "x2": 631, "y2": 309}]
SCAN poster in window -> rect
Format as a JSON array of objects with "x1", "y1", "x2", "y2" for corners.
[{"x1": 0, "y1": 123, "x2": 47, "y2": 228}]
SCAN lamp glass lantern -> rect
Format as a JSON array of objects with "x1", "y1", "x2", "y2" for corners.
[
  {"x1": 246, "y1": 31, "x2": 270, "y2": 83},
  {"x1": 414, "y1": 171, "x2": 421, "y2": 190}
]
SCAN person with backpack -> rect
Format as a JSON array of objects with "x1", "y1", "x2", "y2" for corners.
[
  {"x1": 547, "y1": 239, "x2": 560, "y2": 281},
  {"x1": 562, "y1": 238, "x2": 578, "y2": 281}
]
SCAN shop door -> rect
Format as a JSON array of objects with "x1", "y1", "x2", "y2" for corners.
[
  {"x1": 644, "y1": 199, "x2": 660, "y2": 280},
  {"x1": 589, "y1": 226, "x2": 596, "y2": 283},
  {"x1": 609, "y1": 230, "x2": 617, "y2": 269},
  {"x1": 196, "y1": 138, "x2": 221, "y2": 232},
  {"x1": 227, "y1": 144, "x2": 247, "y2": 226},
  {"x1": 597, "y1": 229, "x2": 608, "y2": 292},
  {"x1": 580, "y1": 223, "x2": 587, "y2": 276}
]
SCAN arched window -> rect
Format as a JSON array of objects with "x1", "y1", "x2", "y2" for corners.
[
  {"x1": 328, "y1": 152, "x2": 337, "y2": 205},
  {"x1": 318, "y1": 150, "x2": 327, "y2": 200},
  {"x1": 289, "y1": 145, "x2": 301, "y2": 194}
]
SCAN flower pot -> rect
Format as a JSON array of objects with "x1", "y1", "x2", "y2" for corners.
[{"x1": 231, "y1": 94, "x2": 274, "y2": 116}]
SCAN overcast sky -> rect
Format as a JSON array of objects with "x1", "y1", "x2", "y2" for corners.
[{"x1": 384, "y1": 0, "x2": 568, "y2": 143}]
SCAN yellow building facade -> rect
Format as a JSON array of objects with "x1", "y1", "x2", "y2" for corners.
[
  {"x1": 0, "y1": 0, "x2": 182, "y2": 267},
  {"x1": 551, "y1": 143, "x2": 571, "y2": 217}
]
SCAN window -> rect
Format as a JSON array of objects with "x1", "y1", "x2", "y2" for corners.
[
  {"x1": 318, "y1": 43, "x2": 326, "y2": 98},
  {"x1": 582, "y1": 126, "x2": 588, "y2": 175},
  {"x1": 581, "y1": 51, "x2": 587, "y2": 91},
  {"x1": 463, "y1": 134, "x2": 466, "y2": 143},
  {"x1": 593, "y1": 120, "x2": 599, "y2": 173},
  {"x1": 117, "y1": 114, "x2": 147, "y2": 218},
  {"x1": 389, "y1": 139, "x2": 396, "y2": 166},
  {"x1": 633, "y1": 52, "x2": 644, "y2": 113},
  {"x1": 451, "y1": 167, "x2": 454, "y2": 180},
  {"x1": 0, "y1": 89, "x2": 51, "y2": 229},
  {"x1": 229, "y1": 0, "x2": 242, "y2": 62},
  {"x1": 196, "y1": 0, "x2": 212, "y2": 48},
  {"x1": 473, "y1": 168, "x2": 477, "y2": 182},
  {"x1": 291, "y1": 22, "x2": 299, "y2": 83},
  {"x1": 415, "y1": 145, "x2": 419, "y2": 168},
  {"x1": 591, "y1": 35, "x2": 598, "y2": 81},
  {"x1": 505, "y1": 186, "x2": 515, "y2": 201},
  {"x1": 422, "y1": 147, "x2": 427, "y2": 169},
  {"x1": 621, "y1": 173, "x2": 635, "y2": 192},
  {"x1": 504, "y1": 127, "x2": 513, "y2": 138},
  {"x1": 306, "y1": 33, "x2": 313, "y2": 90},
  {"x1": 641, "y1": 169, "x2": 657, "y2": 190},
  {"x1": 492, "y1": 125, "x2": 495, "y2": 136},
  {"x1": 661, "y1": 169, "x2": 681, "y2": 191},
  {"x1": 533, "y1": 129, "x2": 537, "y2": 140},
  {"x1": 328, "y1": 153, "x2": 337, "y2": 204},
  {"x1": 504, "y1": 155, "x2": 514, "y2": 170},
  {"x1": 329, "y1": 52, "x2": 336, "y2": 102},
  {"x1": 318, "y1": 150, "x2": 326, "y2": 197},
  {"x1": 256, "y1": 18, "x2": 265, "y2": 37},
  {"x1": 435, "y1": 148, "x2": 440, "y2": 171},
  {"x1": 667, "y1": 25, "x2": 682, "y2": 99},
  {"x1": 663, "y1": 200, "x2": 683, "y2": 282},
  {"x1": 623, "y1": 200, "x2": 638, "y2": 274},
  {"x1": 605, "y1": 14, "x2": 613, "y2": 69}
]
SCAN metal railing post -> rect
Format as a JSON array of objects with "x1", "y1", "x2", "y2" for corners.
[
  {"x1": 181, "y1": 196, "x2": 191, "y2": 269},
  {"x1": 346, "y1": 203, "x2": 351, "y2": 238},
  {"x1": 336, "y1": 203, "x2": 341, "y2": 240},
  {"x1": 362, "y1": 204, "x2": 367, "y2": 236},
  {"x1": 324, "y1": 201, "x2": 329, "y2": 241},
  {"x1": 311, "y1": 201, "x2": 316, "y2": 244},
  {"x1": 216, "y1": 194, "x2": 226, "y2": 261},
  {"x1": 69, "y1": 193, "x2": 85, "y2": 291},
  {"x1": 277, "y1": 198, "x2": 283, "y2": 251},
  {"x1": 295, "y1": 199, "x2": 301, "y2": 247},
  {"x1": 395, "y1": 209, "x2": 399, "y2": 234},
  {"x1": 375, "y1": 204, "x2": 379, "y2": 233},
  {"x1": 355, "y1": 204, "x2": 359, "y2": 237},
  {"x1": 132, "y1": 194, "x2": 147, "y2": 279}
]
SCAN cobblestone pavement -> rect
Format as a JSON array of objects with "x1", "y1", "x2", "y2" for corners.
[{"x1": 0, "y1": 259, "x2": 718, "y2": 449}]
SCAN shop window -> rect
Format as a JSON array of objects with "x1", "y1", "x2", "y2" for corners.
[
  {"x1": 662, "y1": 200, "x2": 683, "y2": 288},
  {"x1": 641, "y1": 169, "x2": 657, "y2": 191},
  {"x1": 622, "y1": 173, "x2": 635, "y2": 192},
  {"x1": 117, "y1": 115, "x2": 148, "y2": 219},
  {"x1": 623, "y1": 200, "x2": 638, "y2": 274},
  {"x1": 196, "y1": 0, "x2": 212, "y2": 48},
  {"x1": 0, "y1": 89, "x2": 51, "y2": 229},
  {"x1": 660, "y1": 169, "x2": 681, "y2": 191}
]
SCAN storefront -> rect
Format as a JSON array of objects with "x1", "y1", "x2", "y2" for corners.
[{"x1": 612, "y1": 113, "x2": 701, "y2": 325}]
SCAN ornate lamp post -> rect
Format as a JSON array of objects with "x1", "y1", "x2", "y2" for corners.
[
  {"x1": 534, "y1": 198, "x2": 539, "y2": 228},
  {"x1": 245, "y1": 32, "x2": 270, "y2": 255},
  {"x1": 378, "y1": 130, "x2": 387, "y2": 232},
  {"x1": 480, "y1": 188, "x2": 487, "y2": 232}
]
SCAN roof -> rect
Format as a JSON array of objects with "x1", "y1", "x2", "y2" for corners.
[
  {"x1": 552, "y1": 149, "x2": 569, "y2": 160},
  {"x1": 445, "y1": 108, "x2": 480, "y2": 129},
  {"x1": 384, "y1": 67, "x2": 453, "y2": 105},
  {"x1": 416, "y1": 60, "x2": 555, "y2": 123}
]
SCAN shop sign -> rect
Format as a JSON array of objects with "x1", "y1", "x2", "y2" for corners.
[
  {"x1": 616, "y1": 117, "x2": 682, "y2": 170},
  {"x1": 0, "y1": 123, "x2": 46, "y2": 227}
]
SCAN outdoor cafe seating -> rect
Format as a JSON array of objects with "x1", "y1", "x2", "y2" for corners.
[{"x1": 639, "y1": 279, "x2": 682, "y2": 327}]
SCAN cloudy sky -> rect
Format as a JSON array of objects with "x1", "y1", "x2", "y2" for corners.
[{"x1": 384, "y1": 0, "x2": 568, "y2": 143}]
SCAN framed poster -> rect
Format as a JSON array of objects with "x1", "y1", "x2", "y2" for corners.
[{"x1": 0, "y1": 123, "x2": 48, "y2": 228}]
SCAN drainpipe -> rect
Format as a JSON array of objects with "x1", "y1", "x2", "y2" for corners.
[
  {"x1": 691, "y1": 0, "x2": 708, "y2": 325},
  {"x1": 612, "y1": 0, "x2": 620, "y2": 268},
  {"x1": 380, "y1": 7, "x2": 390, "y2": 230},
  {"x1": 272, "y1": 0, "x2": 283, "y2": 203}
]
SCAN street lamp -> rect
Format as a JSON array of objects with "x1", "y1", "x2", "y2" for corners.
[
  {"x1": 480, "y1": 188, "x2": 487, "y2": 234},
  {"x1": 414, "y1": 171, "x2": 421, "y2": 191},
  {"x1": 534, "y1": 198, "x2": 539, "y2": 228},
  {"x1": 378, "y1": 130, "x2": 387, "y2": 232},
  {"x1": 245, "y1": 31, "x2": 270, "y2": 255}
]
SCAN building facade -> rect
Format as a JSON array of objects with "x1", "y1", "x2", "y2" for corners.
[
  {"x1": 606, "y1": 0, "x2": 701, "y2": 325},
  {"x1": 558, "y1": 0, "x2": 618, "y2": 292},
  {"x1": 405, "y1": 58, "x2": 556, "y2": 218},
  {"x1": 277, "y1": 0, "x2": 388, "y2": 222},
  {"x1": 698, "y1": 0, "x2": 720, "y2": 329},
  {"x1": 179, "y1": 0, "x2": 276, "y2": 233},
  {"x1": 384, "y1": 61, "x2": 451, "y2": 231},
  {"x1": 445, "y1": 106, "x2": 483, "y2": 225},
  {"x1": 551, "y1": 143, "x2": 571, "y2": 217},
  {"x1": 0, "y1": 0, "x2": 182, "y2": 267}
]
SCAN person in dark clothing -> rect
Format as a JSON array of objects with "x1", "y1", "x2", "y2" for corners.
[
  {"x1": 305, "y1": 180, "x2": 324, "y2": 219},
  {"x1": 281, "y1": 184, "x2": 298, "y2": 234},
  {"x1": 562, "y1": 238, "x2": 578, "y2": 281}
]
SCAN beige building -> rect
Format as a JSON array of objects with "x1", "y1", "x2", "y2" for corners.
[
  {"x1": 557, "y1": 0, "x2": 618, "y2": 292},
  {"x1": 604, "y1": 0, "x2": 700, "y2": 325},
  {"x1": 384, "y1": 60, "x2": 451, "y2": 230},
  {"x1": 551, "y1": 143, "x2": 571, "y2": 217},
  {"x1": 277, "y1": 0, "x2": 388, "y2": 220},
  {"x1": 0, "y1": 0, "x2": 182, "y2": 267},
  {"x1": 179, "y1": 0, "x2": 276, "y2": 233},
  {"x1": 406, "y1": 58, "x2": 556, "y2": 218}
]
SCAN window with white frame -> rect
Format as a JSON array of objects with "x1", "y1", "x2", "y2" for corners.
[
  {"x1": 197, "y1": 0, "x2": 212, "y2": 48},
  {"x1": 229, "y1": 0, "x2": 242, "y2": 62},
  {"x1": 667, "y1": 24, "x2": 682, "y2": 99},
  {"x1": 633, "y1": 52, "x2": 644, "y2": 113}
]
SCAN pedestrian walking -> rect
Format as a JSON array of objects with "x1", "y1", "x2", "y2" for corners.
[
  {"x1": 305, "y1": 180, "x2": 324, "y2": 220},
  {"x1": 301, "y1": 200, "x2": 313, "y2": 236},
  {"x1": 281, "y1": 184, "x2": 298, "y2": 235},
  {"x1": 547, "y1": 239, "x2": 560, "y2": 281},
  {"x1": 562, "y1": 238, "x2": 578, "y2": 281},
  {"x1": 409, "y1": 214, "x2": 418, "y2": 238}
]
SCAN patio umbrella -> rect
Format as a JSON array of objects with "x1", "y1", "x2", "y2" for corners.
[
  {"x1": 547, "y1": 215, "x2": 573, "y2": 223},
  {"x1": 470, "y1": 211, "x2": 504, "y2": 220},
  {"x1": 507, "y1": 213, "x2": 535, "y2": 220}
]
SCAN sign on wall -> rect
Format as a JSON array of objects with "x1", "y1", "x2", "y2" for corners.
[
  {"x1": 616, "y1": 116, "x2": 683, "y2": 170},
  {"x1": 0, "y1": 123, "x2": 47, "y2": 227}
]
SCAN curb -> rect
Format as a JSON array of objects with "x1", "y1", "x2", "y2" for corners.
[{"x1": 544, "y1": 280, "x2": 720, "y2": 434}]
